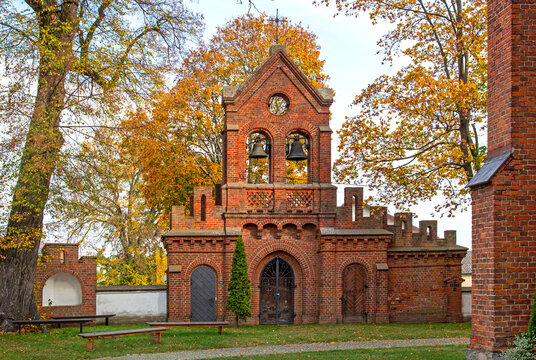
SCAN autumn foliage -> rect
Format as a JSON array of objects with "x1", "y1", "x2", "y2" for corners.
[
  {"x1": 0, "y1": 0, "x2": 201, "y2": 330},
  {"x1": 319, "y1": 0, "x2": 487, "y2": 214},
  {"x1": 127, "y1": 13, "x2": 329, "y2": 216}
]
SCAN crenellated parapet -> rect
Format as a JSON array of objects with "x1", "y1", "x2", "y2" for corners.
[
  {"x1": 335, "y1": 186, "x2": 459, "y2": 249},
  {"x1": 169, "y1": 186, "x2": 225, "y2": 231}
]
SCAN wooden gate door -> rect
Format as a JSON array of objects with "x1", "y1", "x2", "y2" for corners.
[
  {"x1": 259, "y1": 257, "x2": 294, "y2": 324},
  {"x1": 342, "y1": 264, "x2": 367, "y2": 323},
  {"x1": 191, "y1": 266, "x2": 216, "y2": 322}
]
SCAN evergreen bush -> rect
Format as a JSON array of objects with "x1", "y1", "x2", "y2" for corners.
[
  {"x1": 501, "y1": 332, "x2": 535, "y2": 360},
  {"x1": 529, "y1": 291, "x2": 536, "y2": 336},
  {"x1": 226, "y1": 236, "x2": 252, "y2": 326},
  {"x1": 502, "y1": 292, "x2": 536, "y2": 360}
]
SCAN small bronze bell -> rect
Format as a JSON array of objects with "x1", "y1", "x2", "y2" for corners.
[
  {"x1": 249, "y1": 141, "x2": 269, "y2": 159},
  {"x1": 286, "y1": 137, "x2": 308, "y2": 161}
]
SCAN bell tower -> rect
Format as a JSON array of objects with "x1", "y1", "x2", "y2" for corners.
[
  {"x1": 221, "y1": 45, "x2": 336, "y2": 215},
  {"x1": 163, "y1": 43, "x2": 465, "y2": 326}
]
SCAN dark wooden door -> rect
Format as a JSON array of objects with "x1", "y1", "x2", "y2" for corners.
[
  {"x1": 259, "y1": 257, "x2": 294, "y2": 324},
  {"x1": 191, "y1": 266, "x2": 216, "y2": 322},
  {"x1": 342, "y1": 264, "x2": 367, "y2": 323}
]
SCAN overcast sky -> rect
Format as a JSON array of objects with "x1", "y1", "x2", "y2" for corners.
[{"x1": 190, "y1": 0, "x2": 472, "y2": 249}]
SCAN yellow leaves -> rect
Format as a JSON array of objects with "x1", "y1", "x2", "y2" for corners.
[
  {"x1": 129, "y1": 13, "x2": 328, "y2": 217},
  {"x1": 332, "y1": 0, "x2": 486, "y2": 215},
  {"x1": 286, "y1": 160, "x2": 308, "y2": 185}
]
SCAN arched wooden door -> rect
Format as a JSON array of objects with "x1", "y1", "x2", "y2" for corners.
[
  {"x1": 190, "y1": 266, "x2": 216, "y2": 322},
  {"x1": 342, "y1": 264, "x2": 367, "y2": 323},
  {"x1": 259, "y1": 257, "x2": 294, "y2": 324}
]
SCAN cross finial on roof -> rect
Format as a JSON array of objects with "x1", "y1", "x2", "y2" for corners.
[{"x1": 269, "y1": 9, "x2": 287, "y2": 45}]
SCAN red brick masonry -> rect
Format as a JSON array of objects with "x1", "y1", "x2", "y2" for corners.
[
  {"x1": 35, "y1": 243, "x2": 96, "y2": 318},
  {"x1": 467, "y1": 1, "x2": 536, "y2": 358},
  {"x1": 164, "y1": 45, "x2": 466, "y2": 325}
]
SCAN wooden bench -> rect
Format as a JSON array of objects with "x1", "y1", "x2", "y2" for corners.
[
  {"x1": 52, "y1": 314, "x2": 116, "y2": 326},
  {"x1": 146, "y1": 321, "x2": 229, "y2": 335},
  {"x1": 12, "y1": 319, "x2": 92, "y2": 334},
  {"x1": 78, "y1": 327, "x2": 167, "y2": 351}
]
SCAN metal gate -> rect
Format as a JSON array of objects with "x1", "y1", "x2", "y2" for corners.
[
  {"x1": 259, "y1": 257, "x2": 294, "y2": 324},
  {"x1": 342, "y1": 263, "x2": 367, "y2": 323},
  {"x1": 191, "y1": 266, "x2": 216, "y2": 322}
]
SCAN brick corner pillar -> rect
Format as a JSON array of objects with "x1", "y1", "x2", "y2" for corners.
[
  {"x1": 375, "y1": 265, "x2": 389, "y2": 324},
  {"x1": 318, "y1": 239, "x2": 337, "y2": 324},
  {"x1": 467, "y1": 1, "x2": 536, "y2": 359}
]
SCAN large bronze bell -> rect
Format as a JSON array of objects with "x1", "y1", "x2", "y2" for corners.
[
  {"x1": 286, "y1": 138, "x2": 308, "y2": 161},
  {"x1": 249, "y1": 141, "x2": 269, "y2": 159}
]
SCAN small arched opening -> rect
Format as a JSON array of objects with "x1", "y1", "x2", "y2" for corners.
[
  {"x1": 352, "y1": 195, "x2": 357, "y2": 221},
  {"x1": 200, "y1": 195, "x2": 206, "y2": 221}
]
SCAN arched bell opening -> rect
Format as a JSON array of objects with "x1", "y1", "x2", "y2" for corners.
[
  {"x1": 285, "y1": 131, "x2": 309, "y2": 184},
  {"x1": 246, "y1": 131, "x2": 271, "y2": 184}
]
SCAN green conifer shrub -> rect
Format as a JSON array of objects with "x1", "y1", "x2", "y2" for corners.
[
  {"x1": 226, "y1": 236, "x2": 252, "y2": 326},
  {"x1": 529, "y1": 291, "x2": 536, "y2": 336}
]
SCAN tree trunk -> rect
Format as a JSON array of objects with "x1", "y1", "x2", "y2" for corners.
[
  {"x1": 0, "y1": 2, "x2": 77, "y2": 332},
  {"x1": 458, "y1": 110, "x2": 476, "y2": 180}
]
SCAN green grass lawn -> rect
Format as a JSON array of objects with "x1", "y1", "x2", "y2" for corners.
[
  {"x1": 0, "y1": 323, "x2": 470, "y2": 360},
  {"x1": 219, "y1": 345, "x2": 467, "y2": 360}
]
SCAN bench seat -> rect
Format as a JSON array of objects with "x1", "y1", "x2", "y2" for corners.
[
  {"x1": 78, "y1": 327, "x2": 167, "y2": 351},
  {"x1": 12, "y1": 319, "x2": 92, "y2": 333},
  {"x1": 146, "y1": 321, "x2": 229, "y2": 335},
  {"x1": 52, "y1": 314, "x2": 115, "y2": 325}
]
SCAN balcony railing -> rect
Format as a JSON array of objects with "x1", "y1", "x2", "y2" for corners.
[
  {"x1": 247, "y1": 190, "x2": 274, "y2": 211},
  {"x1": 246, "y1": 188, "x2": 314, "y2": 212},
  {"x1": 287, "y1": 190, "x2": 313, "y2": 211}
]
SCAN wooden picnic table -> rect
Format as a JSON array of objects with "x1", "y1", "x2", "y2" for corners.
[
  {"x1": 52, "y1": 314, "x2": 116, "y2": 325},
  {"x1": 146, "y1": 321, "x2": 229, "y2": 335},
  {"x1": 12, "y1": 318, "x2": 92, "y2": 333},
  {"x1": 78, "y1": 327, "x2": 167, "y2": 351}
]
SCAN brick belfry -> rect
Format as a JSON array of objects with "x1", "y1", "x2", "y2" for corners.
[
  {"x1": 466, "y1": 1, "x2": 536, "y2": 359},
  {"x1": 163, "y1": 45, "x2": 466, "y2": 325}
]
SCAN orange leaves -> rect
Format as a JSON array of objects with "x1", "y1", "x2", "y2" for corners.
[
  {"x1": 132, "y1": 13, "x2": 328, "y2": 216},
  {"x1": 331, "y1": 0, "x2": 486, "y2": 215}
]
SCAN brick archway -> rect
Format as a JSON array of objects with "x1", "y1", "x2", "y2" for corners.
[
  {"x1": 336, "y1": 256, "x2": 375, "y2": 323},
  {"x1": 258, "y1": 256, "x2": 295, "y2": 324},
  {"x1": 341, "y1": 263, "x2": 368, "y2": 323},
  {"x1": 250, "y1": 248, "x2": 309, "y2": 324}
]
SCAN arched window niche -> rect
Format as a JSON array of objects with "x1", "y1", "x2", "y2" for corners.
[
  {"x1": 42, "y1": 272, "x2": 82, "y2": 306},
  {"x1": 246, "y1": 131, "x2": 271, "y2": 184},
  {"x1": 285, "y1": 131, "x2": 309, "y2": 184}
]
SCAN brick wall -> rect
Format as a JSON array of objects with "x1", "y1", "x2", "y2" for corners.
[
  {"x1": 164, "y1": 45, "x2": 465, "y2": 326},
  {"x1": 34, "y1": 243, "x2": 96, "y2": 318},
  {"x1": 388, "y1": 252, "x2": 464, "y2": 323},
  {"x1": 467, "y1": 1, "x2": 536, "y2": 357}
]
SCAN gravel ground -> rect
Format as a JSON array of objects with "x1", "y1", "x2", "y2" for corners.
[{"x1": 98, "y1": 337, "x2": 469, "y2": 360}]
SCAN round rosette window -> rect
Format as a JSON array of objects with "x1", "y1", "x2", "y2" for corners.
[{"x1": 268, "y1": 94, "x2": 289, "y2": 116}]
